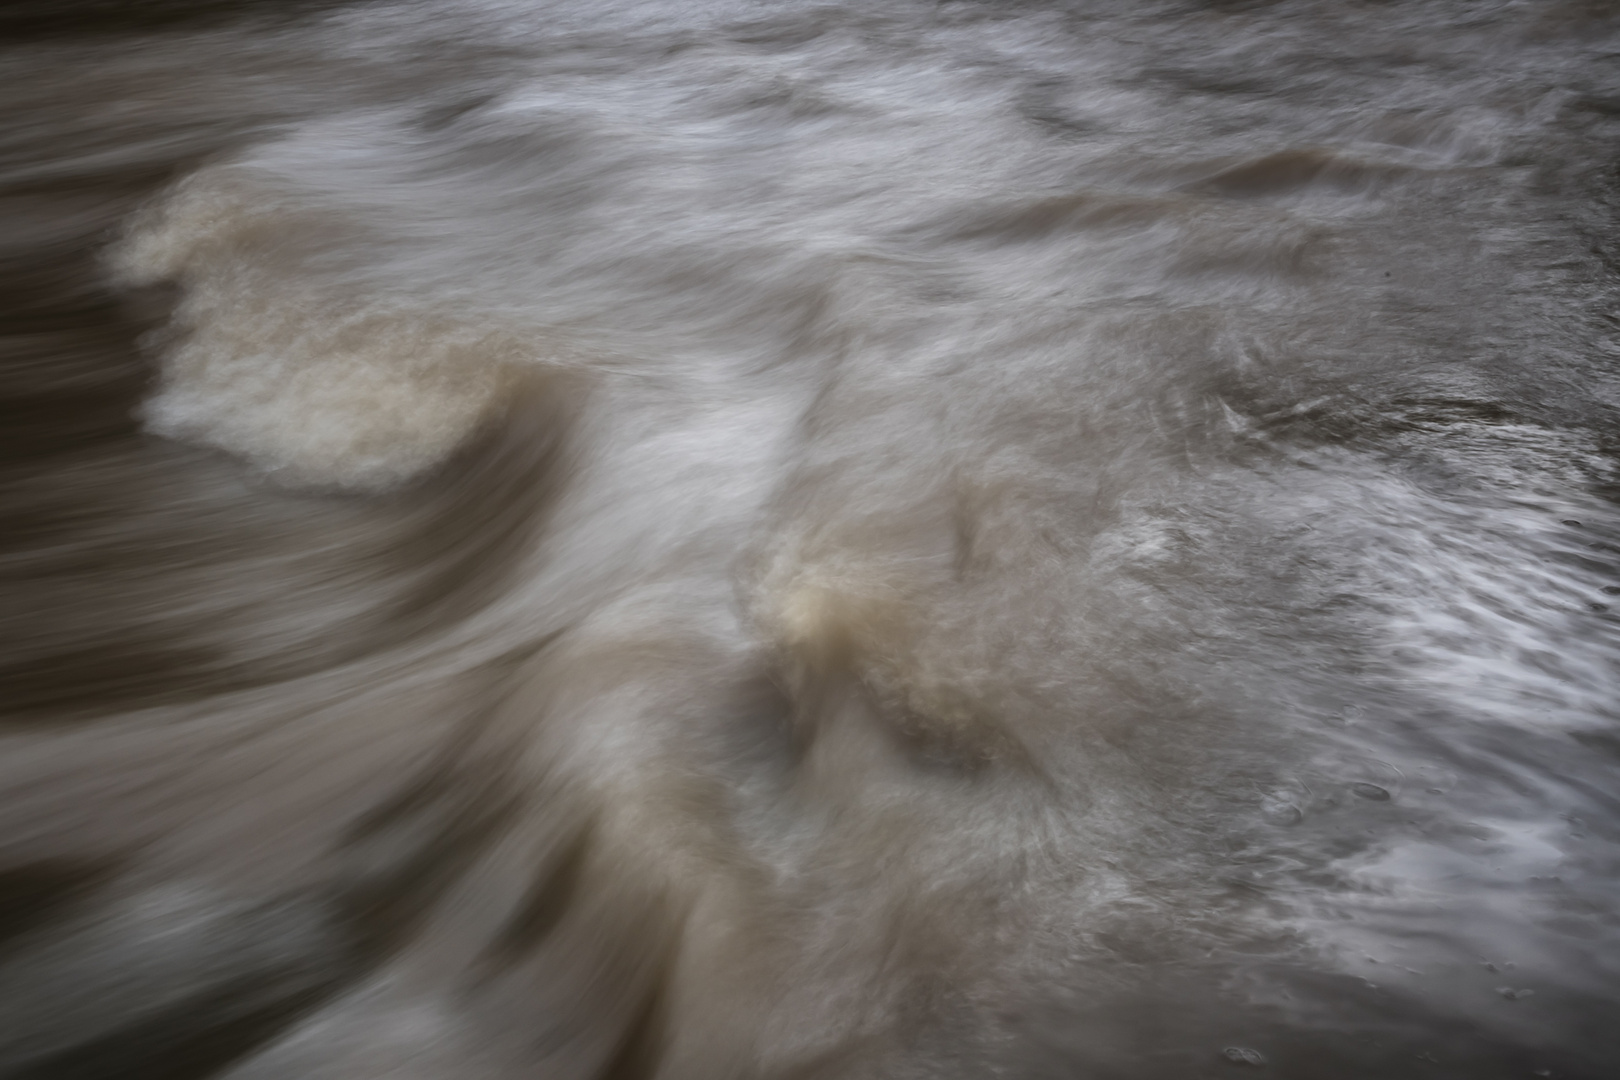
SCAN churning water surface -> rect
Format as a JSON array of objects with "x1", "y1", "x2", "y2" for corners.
[{"x1": 2, "y1": 1, "x2": 1620, "y2": 1077}]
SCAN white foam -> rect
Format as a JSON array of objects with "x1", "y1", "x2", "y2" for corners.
[{"x1": 113, "y1": 161, "x2": 521, "y2": 491}]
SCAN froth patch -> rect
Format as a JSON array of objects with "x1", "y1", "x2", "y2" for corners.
[
  {"x1": 112, "y1": 169, "x2": 520, "y2": 492},
  {"x1": 758, "y1": 558, "x2": 1020, "y2": 767}
]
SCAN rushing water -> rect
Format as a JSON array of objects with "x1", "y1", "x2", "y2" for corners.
[{"x1": 2, "y1": 1, "x2": 1619, "y2": 1077}]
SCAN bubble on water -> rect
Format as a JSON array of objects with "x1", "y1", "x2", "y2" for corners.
[{"x1": 1222, "y1": 1046, "x2": 1268, "y2": 1067}]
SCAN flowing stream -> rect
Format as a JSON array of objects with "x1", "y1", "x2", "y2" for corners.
[{"x1": 2, "y1": 2, "x2": 1620, "y2": 1077}]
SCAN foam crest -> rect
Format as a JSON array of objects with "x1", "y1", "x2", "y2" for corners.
[{"x1": 113, "y1": 164, "x2": 522, "y2": 491}]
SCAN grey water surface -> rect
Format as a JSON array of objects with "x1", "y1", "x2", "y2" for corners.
[{"x1": 3, "y1": 2, "x2": 1620, "y2": 1077}]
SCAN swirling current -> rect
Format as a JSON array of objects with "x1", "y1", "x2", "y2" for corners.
[{"x1": 3, "y1": 1, "x2": 1620, "y2": 1077}]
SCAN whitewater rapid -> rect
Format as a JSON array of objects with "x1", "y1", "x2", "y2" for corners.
[{"x1": 2, "y1": 2, "x2": 1619, "y2": 1077}]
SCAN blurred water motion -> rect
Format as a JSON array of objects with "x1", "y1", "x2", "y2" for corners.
[{"x1": 3, "y1": 1, "x2": 1620, "y2": 1077}]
